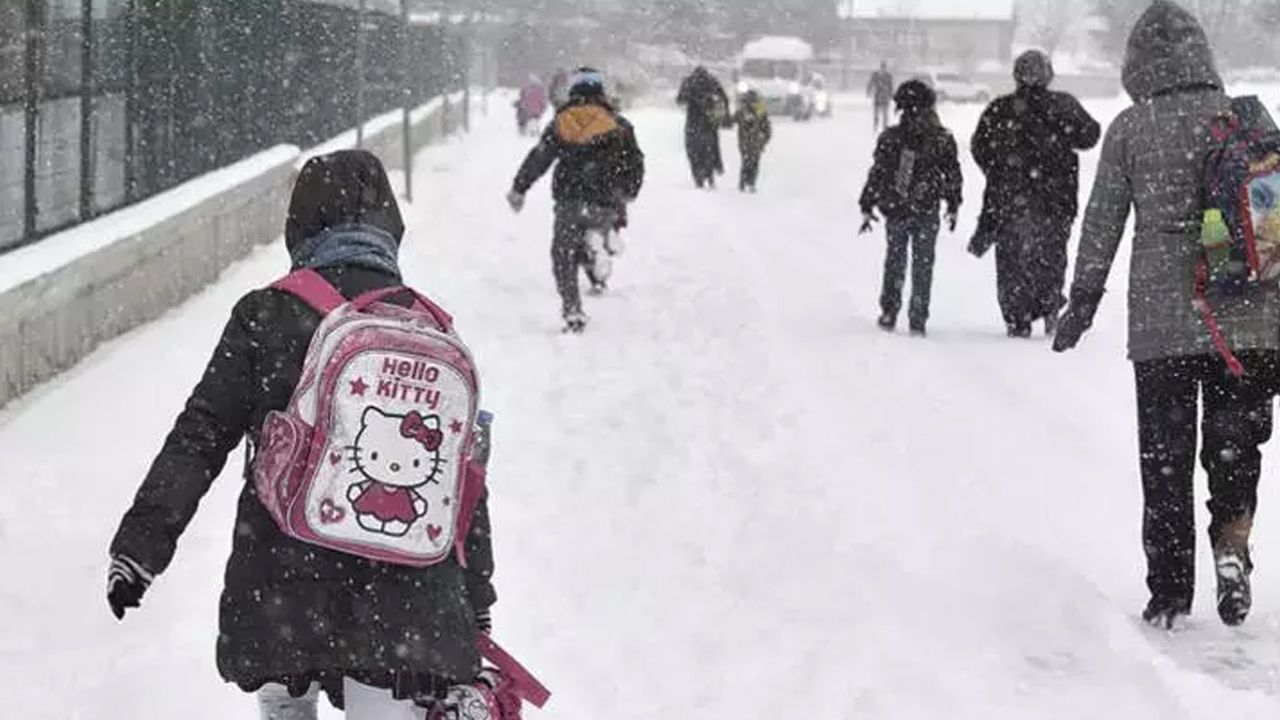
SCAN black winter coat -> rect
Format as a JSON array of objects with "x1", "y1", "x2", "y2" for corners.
[
  {"x1": 111, "y1": 151, "x2": 495, "y2": 709},
  {"x1": 678, "y1": 70, "x2": 730, "y2": 137},
  {"x1": 859, "y1": 115, "x2": 963, "y2": 220},
  {"x1": 512, "y1": 97, "x2": 645, "y2": 209},
  {"x1": 971, "y1": 87, "x2": 1101, "y2": 242}
]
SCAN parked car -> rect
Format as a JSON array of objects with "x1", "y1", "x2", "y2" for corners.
[{"x1": 916, "y1": 71, "x2": 992, "y2": 104}]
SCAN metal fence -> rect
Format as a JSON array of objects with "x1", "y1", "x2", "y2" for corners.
[{"x1": 1, "y1": 0, "x2": 467, "y2": 254}]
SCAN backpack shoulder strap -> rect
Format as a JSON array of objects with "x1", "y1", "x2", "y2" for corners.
[
  {"x1": 477, "y1": 633, "x2": 551, "y2": 708},
  {"x1": 272, "y1": 269, "x2": 347, "y2": 316}
]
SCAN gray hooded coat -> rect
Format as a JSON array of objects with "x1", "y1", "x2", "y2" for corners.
[{"x1": 1068, "y1": 0, "x2": 1280, "y2": 362}]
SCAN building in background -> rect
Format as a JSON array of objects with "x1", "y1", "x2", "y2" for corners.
[{"x1": 836, "y1": 0, "x2": 1016, "y2": 72}]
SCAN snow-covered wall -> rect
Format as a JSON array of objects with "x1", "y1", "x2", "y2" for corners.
[{"x1": 0, "y1": 95, "x2": 466, "y2": 410}]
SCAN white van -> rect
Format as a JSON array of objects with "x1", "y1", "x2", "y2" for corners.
[{"x1": 737, "y1": 36, "x2": 818, "y2": 120}]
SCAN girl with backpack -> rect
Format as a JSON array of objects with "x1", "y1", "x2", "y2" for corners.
[
  {"x1": 106, "y1": 150, "x2": 500, "y2": 719},
  {"x1": 1054, "y1": 0, "x2": 1280, "y2": 630},
  {"x1": 858, "y1": 80, "x2": 963, "y2": 337}
]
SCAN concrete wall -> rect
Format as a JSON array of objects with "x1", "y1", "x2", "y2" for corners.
[{"x1": 0, "y1": 94, "x2": 465, "y2": 410}]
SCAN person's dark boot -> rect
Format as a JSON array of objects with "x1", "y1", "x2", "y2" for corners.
[
  {"x1": 1215, "y1": 513, "x2": 1254, "y2": 626},
  {"x1": 1044, "y1": 312, "x2": 1060, "y2": 338},
  {"x1": 1007, "y1": 322, "x2": 1032, "y2": 339},
  {"x1": 1142, "y1": 595, "x2": 1192, "y2": 630},
  {"x1": 877, "y1": 314, "x2": 896, "y2": 332}
]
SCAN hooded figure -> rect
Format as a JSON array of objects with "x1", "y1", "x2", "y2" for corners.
[
  {"x1": 970, "y1": 49, "x2": 1101, "y2": 337},
  {"x1": 859, "y1": 80, "x2": 963, "y2": 336},
  {"x1": 108, "y1": 150, "x2": 497, "y2": 713},
  {"x1": 677, "y1": 66, "x2": 730, "y2": 189},
  {"x1": 509, "y1": 68, "x2": 646, "y2": 331},
  {"x1": 1054, "y1": 0, "x2": 1280, "y2": 629}
]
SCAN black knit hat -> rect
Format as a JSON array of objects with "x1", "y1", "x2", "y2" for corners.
[
  {"x1": 1014, "y1": 50, "x2": 1054, "y2": 89},
  {"x1": 894, "y1": 79, "x2": 936, "y2": 112}
]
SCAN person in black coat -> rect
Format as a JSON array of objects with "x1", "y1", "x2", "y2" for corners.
[
  {"x1": 859, "y1": 80, "x2": 963, "y2": 337},
  {"x1": 677, "y1": 66, "x2": 730, "y2": 189},
  {"x1": 507, "y1": 68, "x2": 646, "y2": 332},
  {"x1": 107, "y1": 150, "x2": 496, "y2": 715},
  {"x1": 970, "y1": 50, "x2": 1101, "y2": 338}
]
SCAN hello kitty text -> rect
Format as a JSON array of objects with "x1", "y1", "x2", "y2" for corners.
[{"x1": 363, "y1": 356, "x2": 445, "y2": 409}]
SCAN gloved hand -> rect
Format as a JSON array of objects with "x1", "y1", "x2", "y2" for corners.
[
  {"x1": 107, "y1": 554, "x2": 153, "y2": 620},
  {"x1": 859, "y1": 210, "x2": 879, "y2": 235},
  {"x1": 1052, "y1": 289, "x2": 1104, "y2": 353},
  {"x1": 945, "y1": 206, "x2": 959, "y2": 233},
  {"x1": 506, "y1": 190, "x2": 526, "y2": 214}
]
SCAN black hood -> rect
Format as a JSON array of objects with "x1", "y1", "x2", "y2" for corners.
[
  {"x1": 1122, "y1": 0, "x2": 1222, "y2": 102},
  {"x1": 285, "y1": 149, "x2": 405, "y2": 253}
]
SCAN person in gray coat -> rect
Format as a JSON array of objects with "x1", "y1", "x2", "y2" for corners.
[{"x1": 1054, "y1": 0, "x2": 1280, "y2": 629}]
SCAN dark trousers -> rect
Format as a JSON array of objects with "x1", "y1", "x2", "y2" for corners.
[
  {"x1": 873, "y1": 102, "x2": 890, "y2": 134},
  {"x1": 686, "y1": 126, "x2": 723, "y2": 186},
  {"x1": 994, "y1": 214, "x2": 1071, "y2": 328},
  {"x1": 552, "y1": 203, "x2": 616, "y2": 316},
  {"x1": 739, "y1": 148, "x2": 762, "y2": 189},
  {"x1": 880, "y1": 214, "x2": 939, "y2": 328},
  {"x1": 1134, "y1": 352, "x2": 1277, "y2": 606}
]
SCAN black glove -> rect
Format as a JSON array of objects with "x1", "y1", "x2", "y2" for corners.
[
  {"x1": 107, "y1": 554, "x2": 153, "y2": 620},
  {"x1": 945, "y1": 205, "x2": 959, "y2": 233},
  {"x1": 1052, "y1": 290, "x2": 1104, "y2": 353},
  {"x1": 475, "y1": 607, "x2": 493, "y2": 634},
  {"x1": 859, "y1": 210, "x2": 879, "y2": 235}
]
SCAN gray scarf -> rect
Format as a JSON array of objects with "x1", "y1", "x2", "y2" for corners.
[{"x1": 290, "y1": 223, "x2": 401, "y2": 279}]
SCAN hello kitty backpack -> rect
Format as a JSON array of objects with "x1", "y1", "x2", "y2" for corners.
[{"x1": 251, "y1": 269, "x2": 485, "y2": 567}]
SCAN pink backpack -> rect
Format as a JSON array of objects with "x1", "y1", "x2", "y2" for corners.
[{"x1": 252, "y1": 269, "x2": 485, "y2": 567}]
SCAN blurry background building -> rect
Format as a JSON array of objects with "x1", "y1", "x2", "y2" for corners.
[{"x1": 836, "y1": 0, "x2": 1016, "y2": 72}]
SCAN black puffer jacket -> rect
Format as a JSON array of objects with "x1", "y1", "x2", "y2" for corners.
[
  {"x1": 512, "y1": 96, "x2": 645, "y2": 208},
  {"x1": 859, "y1": 113, "x2": 963, "y2": 220},
  {"x1": 110, "y1": 151, "x2": 496, "y2": 707},
  {"x1": 971, "y1": 85, "x2": 1100, "y2": 241}
]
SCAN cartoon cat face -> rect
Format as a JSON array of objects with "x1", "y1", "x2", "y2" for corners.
[{"x1": 351, "y1": 407, "x2": 444, "y2": 489}]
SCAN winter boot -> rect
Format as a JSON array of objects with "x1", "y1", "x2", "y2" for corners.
[
  {"x1": 562, "y1": 309, "x2": 589, "y2": 334},
  {"x1": 1007, "y1": 322, "x2": 1032, "y2": 339},
  {"x1": 1214, "y1": 513, "x2": 1254, "y2": 626},
  {"x1": 909, "y1": 322, "x2": 927, "y2": 338},
  {"x1": 1044, "y1": 312, "x2": 1059, "y2": 338},
  {"x1": 1142, "y1": 595, "x2": 1191, "y2": 630},
  {"x1": 877, "y1": 314, "x2": 896, "y2": 332}
]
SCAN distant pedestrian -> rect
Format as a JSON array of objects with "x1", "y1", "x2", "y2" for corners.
[
  {"x1": 733, "y1": 89, "x2": 772, "y2": 193},
  {"x1": 507, "y1": 68, "x2": 646, "y2": 333},
  {"x1": 859, "y1": 80, "x2": 962, "y2": 337},
  {"x1": 677, "y1": 66, "x2": 730, "y2": 189},
  {"x1": 970, "y1": 50, "x2": 1101, "y2": 338},
  {"x1": 516, "y1": 74, "x2": 549, "y2": 136},
  {"x1": 867, "y1": 61, "x2": 894, "y2": 135}
]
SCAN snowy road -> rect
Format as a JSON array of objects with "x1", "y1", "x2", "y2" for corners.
[{"x1": 3, "y1": 91, "x2": 1280, "y2": 718}]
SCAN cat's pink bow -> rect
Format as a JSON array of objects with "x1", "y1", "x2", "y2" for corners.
[{"x1": 400, "y1": 411, "x2": 444, "y2": 452}]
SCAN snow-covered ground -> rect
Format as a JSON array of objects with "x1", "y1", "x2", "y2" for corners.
[{"x1": 4, "y1": 87, "x2": 1280, "y2": 718}]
